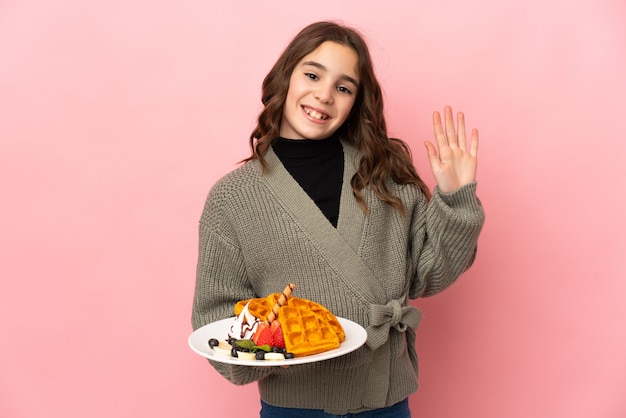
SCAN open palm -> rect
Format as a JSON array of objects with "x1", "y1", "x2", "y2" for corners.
[{"x1": 425, "y1": 106, "x2": 479, "y2": 193}]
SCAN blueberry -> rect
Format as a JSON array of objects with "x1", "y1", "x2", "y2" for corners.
[
  {"x1": 255, "y1": 351, "x2": 265, "y2": 360},
  {"x1": 231, "y1": 347, "x2": 238, "y2": 357},
  {"x1": 228, "y1": 338, "x2": 238, "y2": 346},
  {"x1": 271, "y1": 346, "x2": 282, "y2": 353},
  {"x1": 208, "y1": 338, "x2": 219, "y2": 348},
  {"x1": 284, "y1": 353, "x2": 295, "y2": 359}
]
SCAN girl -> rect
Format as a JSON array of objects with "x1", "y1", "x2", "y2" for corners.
[{"x1": 192, "y1": 21, "x2": 484, "y2": 417}]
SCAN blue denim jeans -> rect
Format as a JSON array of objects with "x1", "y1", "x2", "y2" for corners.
[{"x1": 260, "y1": 398, "x2": 410, "y2": 417}]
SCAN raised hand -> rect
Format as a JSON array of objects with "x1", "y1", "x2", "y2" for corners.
[{"x1": 424, "y1": 106, "x2": 479, "y2": 193}]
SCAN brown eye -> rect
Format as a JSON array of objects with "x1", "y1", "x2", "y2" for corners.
[{"x1": 338, "y1": 86, "x2": 352, "y2": 95}]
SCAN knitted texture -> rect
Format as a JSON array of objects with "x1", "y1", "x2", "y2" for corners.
[{"x1": 192, "y1": 141, "x2": 484, "y2": 414}]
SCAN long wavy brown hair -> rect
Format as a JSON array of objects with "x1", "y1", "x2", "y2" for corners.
[{"x1": 245, "y1": 21, "x2": 432, "y2": 214}]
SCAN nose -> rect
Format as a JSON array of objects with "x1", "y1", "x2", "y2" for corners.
[{"x1": 314, "y1": 83, "x2": 334, "y2": 104}]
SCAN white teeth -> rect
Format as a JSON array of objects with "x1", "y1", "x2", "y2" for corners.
[{"x1": 304, "y1": 108, "x2": 329, "y2": 120}]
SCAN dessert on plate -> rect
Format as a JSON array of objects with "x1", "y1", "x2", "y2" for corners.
[{"x1": 209, "y1": 284, "x2": 345, "y2": 361}]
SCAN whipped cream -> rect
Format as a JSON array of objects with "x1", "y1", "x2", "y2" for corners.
[{"x1": 228, "y1": 302, "x2": 260, "y2": 340}]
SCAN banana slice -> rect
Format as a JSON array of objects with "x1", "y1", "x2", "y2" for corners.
[
  {"x1": 236, "y1": 351, "x2": 256, "y2": 360},
  {"x1": 212, "y1": 343, "x2": 232, "y2": 357},
  {"x1": 264, "y1": 352, "x2": 285, "y2": 361}
]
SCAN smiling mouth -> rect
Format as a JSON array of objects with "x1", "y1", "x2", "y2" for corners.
[{"x1": 303, "y1": 106, "x2": 330, "y2": 120}]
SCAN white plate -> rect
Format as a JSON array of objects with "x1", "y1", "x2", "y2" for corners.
[{"x1": 188, "y1": 317, "x2": 367, "y2": 366}]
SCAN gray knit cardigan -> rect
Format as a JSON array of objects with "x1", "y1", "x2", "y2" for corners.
[{"x1": 192, "y1": 140, "x2": 484, "y2": 414}]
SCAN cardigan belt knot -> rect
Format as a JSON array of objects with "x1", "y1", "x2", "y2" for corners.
[{"x1": 366, "y1": 299, "x2": 422, "y2": 350}]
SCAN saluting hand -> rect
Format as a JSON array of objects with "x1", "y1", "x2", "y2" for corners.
[{"x1": 425, "y1": 106, "x2": 479, "y2": 193}]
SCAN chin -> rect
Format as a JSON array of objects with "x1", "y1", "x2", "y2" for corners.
[{"x1": 305, "y1": 126, "x2": 339, "y2": 140}]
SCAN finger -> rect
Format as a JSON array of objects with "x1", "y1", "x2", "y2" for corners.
[
  {"x1": 444, "y1": 106, "x2": 457, "y2": 146},
  {"x1": 469, "y1": 128, "x2": 479, "y2": 157},
  {"x1": 457, "y1": 112, "x2": 467, "y2": 150},
  {"x1": 432, "y1": 111, "x2": 448, "y2": 150},
  {"x1": 424, "y1": 141, "x2": 441, "y2": 168}
]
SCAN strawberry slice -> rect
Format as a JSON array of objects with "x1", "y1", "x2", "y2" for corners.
[
  {"x1": 270, "y1": 320, "x2": 286, "y2": 349},
  {"x1": 252, "y1": 322, "x2": 267, "y2": 344},
  {"x1": 253, "y1": 323, "x2": 273, "y2": 346}
]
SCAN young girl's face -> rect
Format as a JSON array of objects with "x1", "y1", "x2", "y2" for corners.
[{"x1": 280, "y1": 41, "x2": 359, "y2": 140}]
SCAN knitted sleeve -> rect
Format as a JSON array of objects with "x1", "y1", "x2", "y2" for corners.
[
  {"x1": 191, "y1": 178, "x2": 275, "y2": 385},
  {"x1": 409, "y1": 181, "x2": 485, "y2": 298}
]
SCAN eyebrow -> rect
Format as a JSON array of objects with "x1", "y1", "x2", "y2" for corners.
[{"x1": 301, "y1": 60, "x2": 359, "y2": 87}]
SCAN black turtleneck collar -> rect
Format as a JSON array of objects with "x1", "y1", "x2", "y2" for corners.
[
  {"x1": 272, "y1": 134, "x2": 341, "y2": 159},
  {"x1": 271, "y1": 134, "x2": 343, "y2": 228}
]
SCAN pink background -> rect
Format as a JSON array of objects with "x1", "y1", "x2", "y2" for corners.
[{"x1": 1, "y1": 0, "x2": 625, "y2": 417}]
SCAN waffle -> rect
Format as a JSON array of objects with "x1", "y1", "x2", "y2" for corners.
[
  {"x1": 233, "y1": 294, "x2": 346, "y2": 357},
  {"x1": 233, "y1": 293, "x2": 280, "y2": 322},
  {"x1": 277, "y1": 297, "x2": 345, "y2": 357}
]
